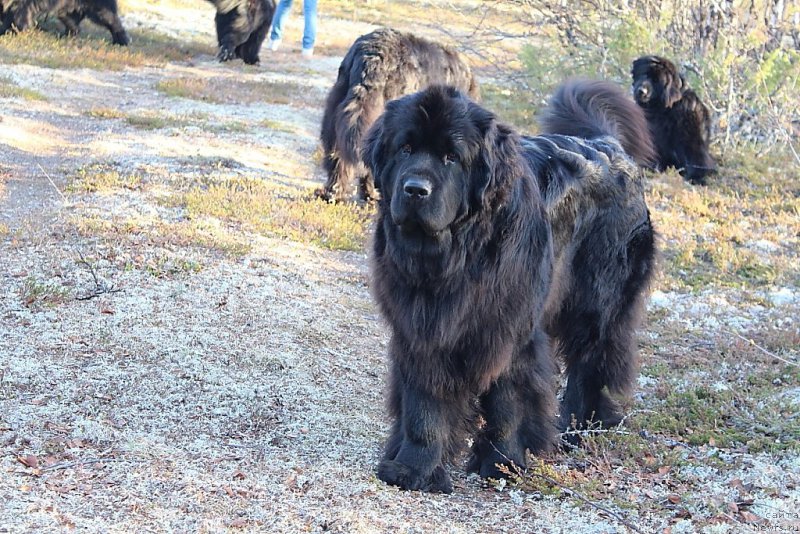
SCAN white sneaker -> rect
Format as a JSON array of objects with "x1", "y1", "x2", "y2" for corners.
[
  {"x1": 301, "y1": 47, "x2": 314, "y2": 59},
  {"x1": 268, "y1": 39, "x2": 281, "y2": 51}
]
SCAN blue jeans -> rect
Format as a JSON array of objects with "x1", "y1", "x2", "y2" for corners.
[{"x1": 269, "y1": 0, "x2": 318, "y2": 50}]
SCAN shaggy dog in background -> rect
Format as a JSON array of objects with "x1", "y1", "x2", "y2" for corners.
[
  {"x1": 363, "y1": 80, "x2": 656, "y2": 493},
  {"x1": 0, "y1": 0, "x2": 129, "y2": 45},
  {"x1": 632, "y1": 55, "x2": 716, "y2": 184},
  {"x1": 207, "y1": 0, "x2": 275, "y2": 65},
  {"x1": 318, "y1": 27, "x2": 479, "y2": 202}
]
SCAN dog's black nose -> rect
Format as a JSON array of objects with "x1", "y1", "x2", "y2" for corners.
[
  {"x1": 636, "y1": 86, "x2": 648, "y2": 98},
  {"x1": 403, "y1": 178, "x2": 432, "y2": 198}
]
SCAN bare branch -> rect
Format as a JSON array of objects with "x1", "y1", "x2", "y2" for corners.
[
  {"x1": 75, "y1": 249, "x2": 123, "y2": 301},
  {"x1": 725, "y1": 329, "x2": 799, "y2": 369},
  {"x1": 489, "y1": 442, "x2": 646, "y2": 534}
]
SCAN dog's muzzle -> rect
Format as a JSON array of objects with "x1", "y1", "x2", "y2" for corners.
[
  {"x1": 634, "y1": 82, "x2": 652, "y2": 104},
  {"x1": 403, "y1": 176, "x2": 433, "y2": 199},
  {"x1": 391, "y1": 175, "x2": 440, "y2": 236}
]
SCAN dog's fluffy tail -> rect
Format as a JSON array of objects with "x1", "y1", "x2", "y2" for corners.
[{"x1": 539, "y1": 79, "x2": 655, "y2": 167}]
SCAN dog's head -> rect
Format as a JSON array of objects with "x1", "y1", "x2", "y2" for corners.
[
  {"x1": 631, "y1": 55, "x2": 685, "y2": 109},
  {"x1": 363, "y1": 86, "x2": 522, "y2": 245}
]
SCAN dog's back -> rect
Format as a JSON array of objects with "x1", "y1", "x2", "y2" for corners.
[{"x1": 524, "y1": 79, "x2": 657, "y2": 436}]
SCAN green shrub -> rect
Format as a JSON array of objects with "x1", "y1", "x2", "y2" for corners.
[{"x1": 514, "y1": 0, "x2": 799, "y2": 154}]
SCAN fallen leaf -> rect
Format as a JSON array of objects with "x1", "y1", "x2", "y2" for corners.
[
  {"x1": 667, "y1": 494, "x2": 681, "y2": 504},
  {"x1": 740, "y1": 511, "x2": 760, "y2": 523},
  {"x1": 44, "y1": 422, "x2": 71, "y2": 433},
  {"x1": 232, "y1": 470, "x2": 246, "y2": 480},
  {"x1": 228, "y1": 518, "x2": 247, "y2": 528},
  {"x1": 673, "y1": 508, "x2": 691, "y2": 519},
  {"x1": 17, "y1": 454, "x2": 39, "y2": 469},
  {"x1": 727, "y1": 502, "x2": 739, "y2": 513},
  {"x1": 51, "y1": 484, "x2": 77, "y2": 494},
  {"x1": 729, "y1": 478, "x2": 744, "y2": 489}
]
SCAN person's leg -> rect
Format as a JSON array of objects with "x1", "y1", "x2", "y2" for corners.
[
  {"x1": 301, "y1": 0, "x2": 317, "y2": 52},
  {"x1": 269, "y1": 0, "x2": 293, "y2": 45}
]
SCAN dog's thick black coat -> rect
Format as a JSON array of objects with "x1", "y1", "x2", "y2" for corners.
[
  {"x1": 318, "y1": 27, "x2": 479, "y2": 202},
  {"x1": 364, "y1": 81, "x2": 656, "y2": 493},
  {"x1": 0, "y1": 0, "x2": 128, "y2": 44},
  {"x1": 206, "y1": 0, "x2": 275, "y2": 65},
  {"x1": 632, "y1": 55, "x2": 716, "y2": 184}
]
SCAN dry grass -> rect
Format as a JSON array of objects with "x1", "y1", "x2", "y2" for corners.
[
  {"x1": 179, "y1": 175, "x2": 374, "y2": 251},
  {"x1": 0, "y1": 76, "x2": 47, "y2": 101},
  {"x1": 85, "y1": 107, "x2": 250, "y2": 133},
  {"x1": 73, "y1": 213, "x2": 252, "y2": 259},
  {"x1": 156, "y1": 76, "x2": 324, "y2": 107},
  {"x1": 648, "y1": 150, "x2": 800, "y2": 291},
  {"x1": 67, "y1": 164, "x2": 142, "y2": 193},
  {"x1": 0, "y1": 26, "x2": 213, "y2": 70}
]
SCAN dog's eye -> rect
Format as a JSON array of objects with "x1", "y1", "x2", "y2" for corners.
[
  {"x1": 400, "y1": 144, "x2": 412, "y2": 156},
  {"x1": 444, "y1": 153, "x2": 458, "y2": 166}
]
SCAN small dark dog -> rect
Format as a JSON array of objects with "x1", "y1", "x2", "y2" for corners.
[
  {"x1": 364, "y1": 81, "x2": 655, "y2": 493},
  {"x1": 318, "y1": 28, "x2": 479, "y2": 202},
  {"x1": 0, "y1": 0, "x2": 129, "y2": 45},
  {"x1": 632, "y1": 55, "x2": 716, "y2": 184},
  {"x1": 206, "y1": 0, "x2": 275, "y2": 65}
]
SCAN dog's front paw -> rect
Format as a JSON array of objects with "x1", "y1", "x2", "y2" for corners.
[
  {"x1": 112, "y1": 31, "x2": 129, "y2": 46},
  {"x1": 377, "y1": 460, "x2": 452, "y2": 493},
  {"x1": 467, "y1": 452, "x2": 524, "y2": 481},
  {"x1": 217, "y1": 45, "x2": 237, "y2": 62}
]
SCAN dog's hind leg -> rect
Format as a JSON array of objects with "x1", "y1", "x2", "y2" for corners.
[
  {"x1": 7, "y1": 0, "x2": 45, "y2": 33},
  {"x1": 59, "y1": 11, "x2": 83, "y2": 36},
  {"x1": 236, "y1": 18, "x2": 269, "y2": 65},
  {"x1": 86, "y1": 2, "x2": 128, "y2": 44},
  {"x1": 554, "y1": 215, "x2": 655, "y2": 444},
  {"x1": 318, "y1": 155, "x2": 355, "y2": 203}
]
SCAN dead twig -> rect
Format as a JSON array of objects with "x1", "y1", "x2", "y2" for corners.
[
  {"x1": 725, "y1": 329, "x2": 799, "y2": 369},
  {"x1": 559, "y1": 409, "x2": 657, "y2": 444},
  {"x1": 37, "y1": 163, "x2": 67, "y2": 204},
  {"x1": 530, "y1": 469, "x2": 646, "y2": 534},
  {"x1": 41, "y1": 457, "x2": 140, "y2": 473},
  {"x1": 75, "y1": 249, "x2": 122, "y2": 300},
  {"x1": 37, "y1": 163, "x2": 122, "y2": 300},
  {"x1": 489, "y1": 443, "x2": 646, "y2": 534}
]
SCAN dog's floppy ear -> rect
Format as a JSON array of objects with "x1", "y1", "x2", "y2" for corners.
[
  {"x1": 661, "y1": 63, "x2": 684, "y2": 108},
  {"x1": 471, "y1": 108, "x2": 523, "y2": 209},
  {"x1": 362, "y1": 114, "x2": 387, "y2": 192}
]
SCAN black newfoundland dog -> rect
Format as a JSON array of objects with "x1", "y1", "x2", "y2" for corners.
[
  {"x1": 364, "y1": 81, "x2": 656, "y2": 493},
  {"x1": 632, "y1": 55, "x2": 716, "y2": 184},
  {"x1": 317, "y1": 27, "x2": 479, "y2": 203},
  {"x1": 0, "y1": 0, "x2": 128, "y2": 44},
  {"x1": 206, "y1": 0, "x2": 275, "y2": 65}
]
